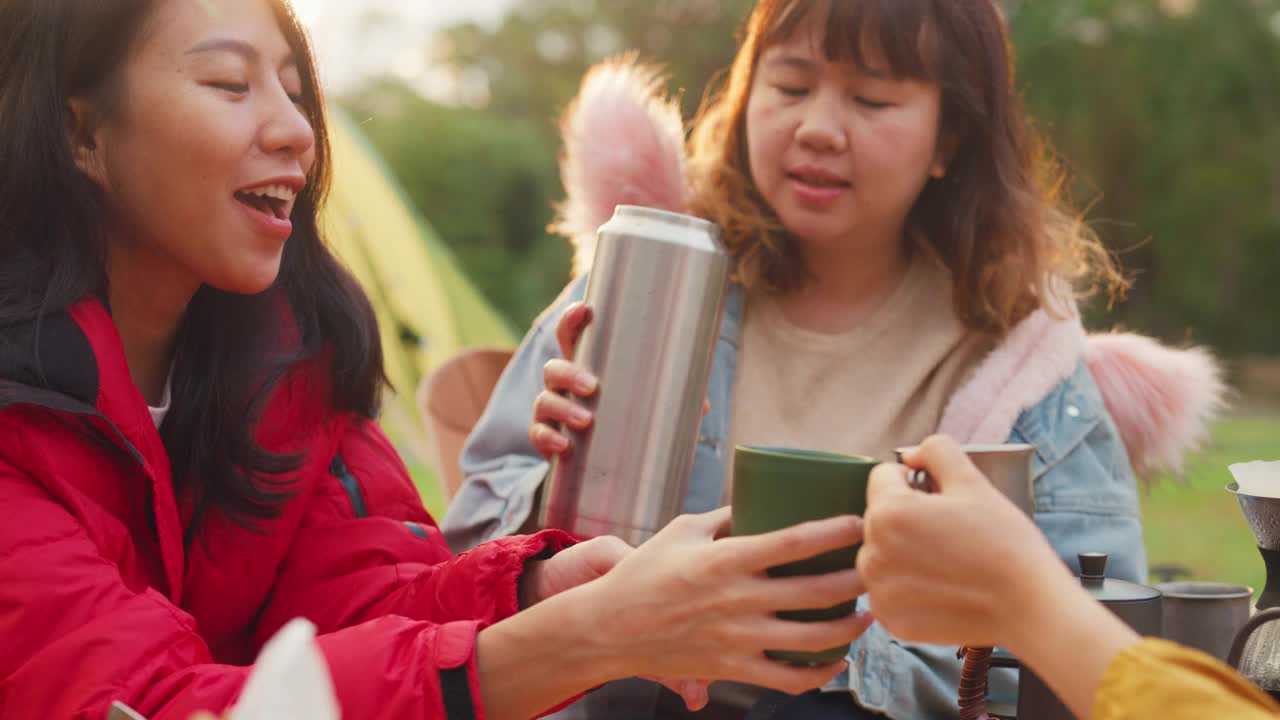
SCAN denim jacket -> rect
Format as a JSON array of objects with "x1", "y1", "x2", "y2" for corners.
[{"x1": 441, "y1": 274, "x2": 1147, "y2": 719}]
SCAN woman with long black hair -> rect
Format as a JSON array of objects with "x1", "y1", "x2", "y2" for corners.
[{"x1": 0, "y1": 1, "x2": 868, "y2": 718}]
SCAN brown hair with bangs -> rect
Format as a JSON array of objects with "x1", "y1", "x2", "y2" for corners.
[{"x1": 687, "y1": 0, "x2": 1127, "y2": 335}]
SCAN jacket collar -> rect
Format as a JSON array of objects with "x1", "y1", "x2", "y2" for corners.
[
  {"x1": 0, "y1": 299, "x2": 171, "y2": 462},
  {"x1": 938, "y1": 308, "x2": 1088, "y2": 446},
  {"x1": 0, "y1": 298, "x2": 186, "y2": 600},
  {"x1": 0, "y1": 306, "x2": 100, "y2": 407}
]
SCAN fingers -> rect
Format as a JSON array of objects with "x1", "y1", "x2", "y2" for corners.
[
  {"x1": 866, "y1": 462, "x2": 914, "y2": 507},
  {"x1": 578, "y1": 535, "x2": 634, "y2": 576},
  {"x1": 899, "y1": 435, "x2": 984, "y2": 493},
  {"x1": 543, "y1": 359, "x2": 598, "y2": 398},
  {"x1": 666, "y1": 506, "x2": 733, "y2": 539},
  {"x1": 745, "y1": 568, "x2": 866, "y2": 613},
  {"x1": 713, "y1": 612, "x2": 868, "y2": 696},
  {"x1": 529, "y1": 421, "x2": 569, "y2": 457},
  {"x1": 733, "y1": 648, "x2": 856, "y2": 697},
  {"x1": 658, "y1": 678, "x2": 710, "y2": 711},
  {"x1": 748, "y1": 611, "x2": 875, "y2": 654},
  {"x1": 556, "y1": 303, "x2": 594, "y2": 360},
  {"x1": 533, "y1": 390, "x2": 593, "y2": 431},
  {"x1": 723, "y1": 515, "x2": 864, "y2": 574},
  {"x1": 533, "y1": 358, "x2": 597, "y2": 457},
  {"x1": 684, "y1": 684, "x2": 709, "y2": 712}
]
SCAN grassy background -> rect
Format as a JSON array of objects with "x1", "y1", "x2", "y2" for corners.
[{"x1": 1142, "y1": 415, "x2": 1280, "y2": 596}]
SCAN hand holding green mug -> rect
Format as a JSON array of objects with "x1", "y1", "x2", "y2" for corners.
[{"x1": 731, "y1": 446, "x2": 878, "y2": 665}]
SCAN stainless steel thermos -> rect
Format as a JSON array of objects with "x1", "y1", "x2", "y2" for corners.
[{"x1": 539, "y1": 205, "x2": 730, "y2": 545}]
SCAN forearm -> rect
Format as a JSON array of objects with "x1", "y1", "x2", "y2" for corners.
[
  {"x1": 477, "y1": 582, "x2": 619, "y2": 720},
  {"x1": 1005, "y1": 579, "x2": 1141, "y2": 720}
]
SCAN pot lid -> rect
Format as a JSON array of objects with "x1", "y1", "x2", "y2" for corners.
[{"x1": 1079, "y1": 553, "x2": 1162, "y2": 603}]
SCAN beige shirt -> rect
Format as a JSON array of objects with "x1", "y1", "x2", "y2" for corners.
[{"x1": 727, "y1": 255, "x2": 995, "y2": 493}]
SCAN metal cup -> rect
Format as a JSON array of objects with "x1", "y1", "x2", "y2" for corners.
[
  {"x1": 1157, "y1": 581, "x2": 1254, "y2": 662},
  {"x1": 895, "y1": 443, "x2": 1036, "y2": 514}
]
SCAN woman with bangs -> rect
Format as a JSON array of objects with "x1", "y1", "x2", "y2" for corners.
[{"x1": 446, "y1": 0, "x2": 1222, "y2": 718}]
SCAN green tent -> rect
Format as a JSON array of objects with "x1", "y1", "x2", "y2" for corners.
[{"x1": 320, "y1": 107, "x2": 516, "y2": 514}]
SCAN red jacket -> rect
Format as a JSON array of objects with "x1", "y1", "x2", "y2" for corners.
[{"x1": 0, "y1": 299, "x2": 575, "y2": 719}]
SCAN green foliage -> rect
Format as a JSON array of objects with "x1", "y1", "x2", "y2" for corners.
[
  {"x1": 340, "y1": 78, "x2": 572, "y2": 330},
  {"x1": 1007, "y1": 0, "x2": 1280, "y2": 354},
  {"x1": 439, "y1": 0, "x2": 755, "y2": 141},
  {"x1": 344, "y1": 1, "x2": 1280, "y2": 351}
]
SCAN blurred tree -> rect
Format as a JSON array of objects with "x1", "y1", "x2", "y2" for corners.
[
  {"x1": 1008, "y1": 0, "x2": 1280, "y2": 354},
  {"x1": 340, "y1": 78, "x2": 572, "y2": 329},
  {"x1": 437, "y1": 0, "x2": 754, "y2": 137},
  {"x1": 344, "y1": 0, "x2": 1280, "y2": 355}
]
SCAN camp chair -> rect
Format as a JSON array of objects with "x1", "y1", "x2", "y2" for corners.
[{"x1": 418, "y1": 347, "x2": 515, "y2": 503}]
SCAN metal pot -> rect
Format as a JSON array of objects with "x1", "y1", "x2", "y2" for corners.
[
  {"x1": 961, "y1": 552, "x2": 1162, "y2": 720},
  {"x1": 1228, "y1": 607, "x2": 1280, "y2": 702}
]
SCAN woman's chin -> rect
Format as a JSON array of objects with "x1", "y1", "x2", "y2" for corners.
[
  {"x1": 788, "y1": 227, "x2": 853, "y2": 254},
  {"x1": 208, "y1": 263, "x2": 283, "y2": 296}
]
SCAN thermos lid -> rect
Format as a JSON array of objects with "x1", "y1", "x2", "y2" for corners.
[
  {"x1": 609, "y1": 204, "x2": 721, "y2": 235},
  {"x1": 1078, "y1": 553, "x2": 1162, "y2": 603}
]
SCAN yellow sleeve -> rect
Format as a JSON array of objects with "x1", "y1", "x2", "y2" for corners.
[{"x1": 1095, "y1": 638, "x2": 1280, "y2": 719}]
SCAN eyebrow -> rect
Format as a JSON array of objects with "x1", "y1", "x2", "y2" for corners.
[
  {"x1": 185, "y1": 38, "x2": 298, "y2": 70},
  {"x1": 763, "y1": 55, "x2": 817, "y2": 72}
]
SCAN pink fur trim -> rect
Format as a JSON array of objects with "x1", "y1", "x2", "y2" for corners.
[
  {"x1": 941, "y1": 313, "x2": 1227, "y2": 477},
  {"x1": 939, "y1": 310, "x2": 1087, "y2": 443},
  {"x1": 555, "y1": 56, "x2": 688, "y2": 277},
  {"x1": 1085, "y1": 334, "x2": 1226, "y2": 476}
]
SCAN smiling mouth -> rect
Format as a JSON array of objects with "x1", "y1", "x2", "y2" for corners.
[
  {"x1": 235, "y1": 192, "x2": 288, "y2": 220},
  {"x1": 234, "y1": 182, "x2": 300, "y2": 221}
]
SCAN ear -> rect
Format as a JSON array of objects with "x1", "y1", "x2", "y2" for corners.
[
  {"x1": 67, "y1": 97, "x2": 108, "y2": 186},
  {"x1": 930, "y1": 132, "x2": 960, "y2": 179}
]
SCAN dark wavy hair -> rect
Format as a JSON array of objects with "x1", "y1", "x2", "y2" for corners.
[
  {"x1": 0, "y1": 0, "x2": 384, "y2": 536},
  {"x1": 688, "y1": 0, "x2": 1128, "y2": 335}
]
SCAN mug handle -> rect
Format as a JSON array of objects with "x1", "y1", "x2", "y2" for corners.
[
  {"x1": 1227, "y1": 606, "x2": 1280, "y2": 669},
  {"x1": 906, "y1": 469, "x2": 937, "y2": 494},
  {"x1": 894, "y1": 449, "x2": 937, "y2": 494}
]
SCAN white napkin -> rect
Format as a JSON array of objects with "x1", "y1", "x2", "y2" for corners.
[
  {"x1": 230, "y1": 618, "x2": 340, "y2": 720},
  {"x1": 1229, "y1": 461, "x2": 1280, "y2": 499}
]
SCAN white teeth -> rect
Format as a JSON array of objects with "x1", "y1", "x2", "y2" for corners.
[{"x1": 242, "y1": 183, "x2": 296, "y2": 202}]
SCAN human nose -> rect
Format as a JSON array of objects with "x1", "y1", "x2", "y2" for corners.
[
  {"x1": 259, "y1": 83, "x2": 315, "y2": 161},
  {"x1": 795, "y1": 88, "x2": 847, "y2": 153}
]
